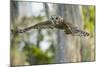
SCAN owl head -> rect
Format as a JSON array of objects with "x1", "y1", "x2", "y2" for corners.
[{"x1": 49, "y1": 15, "x2": 63, "y2": 25}]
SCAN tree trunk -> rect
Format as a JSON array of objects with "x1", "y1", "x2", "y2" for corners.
[
  {"x1": 43, "y1": 3, "x2": 49, "y2": 19},
  {"x1": 64, "y1": 5, "x2": 82, "y2": 62},
  {"x1": 54, "y1": 4, "x2": 83, "y2": 63},
  {"x1": 10, "y1": 1, "x2": 33, "y2": 66}
]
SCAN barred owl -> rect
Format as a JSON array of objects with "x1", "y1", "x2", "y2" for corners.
[{"x1": 17, "y1": 15, "x2": 89, "y2": 36}]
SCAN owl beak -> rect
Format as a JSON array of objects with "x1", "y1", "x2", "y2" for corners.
[
  {"x1": 51, "y1": 21, "x2": 55, "y2": 24},
  {"x1": 54, "y1": 20, "x2": 56, "y2": 22}
]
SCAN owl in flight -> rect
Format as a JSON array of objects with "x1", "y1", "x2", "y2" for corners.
[{"x1": 17, "y1": 15, "x2": 89, "y2": 36}]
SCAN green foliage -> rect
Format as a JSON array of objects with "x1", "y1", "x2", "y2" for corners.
[
  {"x1": 82, "y1": 6, "x2": 95, "y2": 37},
  {"x1": 23, "y1": 42, "x2": 53, "y2": 65},
  {"x1": 34, "y1": 15, "x2": 45, "y2": 21},
  {"x1": 81, "y1": 6, "x2": 95, "y2": 61},
  {"x1": 11, "y1": 3, "x2": 95, "y2": 65},
  {"x1": 11, "y1": 15, "x2": 55, "y2": 65}
]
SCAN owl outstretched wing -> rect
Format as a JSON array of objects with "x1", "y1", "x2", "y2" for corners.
[
  {"x1": 17, "y1": 20, "x2": 55, "y2": 33},
  {"x1": 11, "y1": 15, "x2": 89, "y2": 37},
  {"x1": 71, "y1": 28, "x2": 89, "y2": 36}
]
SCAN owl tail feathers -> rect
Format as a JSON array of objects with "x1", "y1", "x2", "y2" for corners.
[{"x1": 73, "y1": 30, "x2": 89, "y2": 36}]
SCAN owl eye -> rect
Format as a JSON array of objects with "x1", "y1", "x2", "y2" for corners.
[
  {"x1": 51, "y1": 17, "x2": 54, "y2": 20},
  {"x1": 56, "y1": 17, "x2": 58, "y2": 20}
]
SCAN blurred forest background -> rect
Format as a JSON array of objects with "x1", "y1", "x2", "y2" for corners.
[{"x1": 10, "y1": 1, "x2": 95, "y2": 66}]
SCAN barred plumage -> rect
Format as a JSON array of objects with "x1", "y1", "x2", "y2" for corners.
[
  {"x1": 17, "y1": 15, "x2": 89, "y2": 37},
  {"x1": 70, "y1": 28, "x2": 89, "y2": 36}
]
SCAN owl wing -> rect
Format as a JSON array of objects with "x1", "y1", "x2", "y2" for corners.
[
  {"x1": 71, "y1": 28, "x2": 89, "y2": 36},
  {"x1": 63, "y1": 21, "x2": 89, "y2": 36},
  {"x1": 17, "y1": 20, "x2": 55, "y2": 33},
  {"x1": 62, "y1": 21, "x2": 74, "y2": 34}
]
